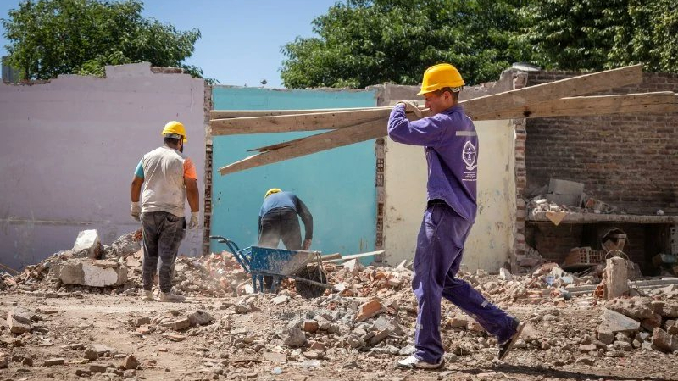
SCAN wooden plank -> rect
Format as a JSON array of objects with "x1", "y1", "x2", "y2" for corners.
[
  {"x1": 472, "y1": 92, "x2": 678, "y2": 120},
  {"x1": 210, "y1": 106, "x2": 384, "y2": 120},
  {"x1": 466, "y1": 64, "x2": 643, "y2": 116},
  {"x1": 218, "y1": 119, "x2": 384, "y2": 175},
  {"x1": 320, "y1": 253, "x2": 343, "y2": 261},
  {"x1": 211, "y1": 110, "x2": 385, "y2": 135}
]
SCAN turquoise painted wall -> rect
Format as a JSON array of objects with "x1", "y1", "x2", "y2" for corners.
[{"x1": 210, "y1": 87, "x2": 377, "y2": 257}]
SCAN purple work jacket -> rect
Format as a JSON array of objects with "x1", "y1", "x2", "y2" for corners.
[{"x1": 387, "y1": 104, "x2": 478, "y2": 222}]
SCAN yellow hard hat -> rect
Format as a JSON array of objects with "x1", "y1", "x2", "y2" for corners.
[
  {"x1": 162, "y1": 121, "x2": 187, "y2": 142},
  {"x1": 265, "y1": 188, "x2": 282, "y2": 198},
  {"x1": 418, "y1": 63, "x2": 465, "y2": 95}
]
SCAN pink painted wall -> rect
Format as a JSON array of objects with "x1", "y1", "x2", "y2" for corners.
[{"x1": 0, "y1": 62, "x2": 206, "y2": 270}]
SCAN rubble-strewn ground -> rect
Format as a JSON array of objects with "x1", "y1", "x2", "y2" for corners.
[{"x1": 2, "y1": 232, "x2": 678, "y2": 380}]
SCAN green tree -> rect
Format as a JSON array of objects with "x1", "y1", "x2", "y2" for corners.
[
  {"x1": 524, "y1": 0, "x2": 678, "y2": 72},
  {"x1": 280, "y1": 0, "x2": 536, "y2": 89},
  {"x1": 2, "y1": 0, "x2": 204, "y2": 80}
]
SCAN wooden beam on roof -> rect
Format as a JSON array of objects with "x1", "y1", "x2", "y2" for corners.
[{"x1": 472, "y1": 92, "x2": 678, "y2": 120}]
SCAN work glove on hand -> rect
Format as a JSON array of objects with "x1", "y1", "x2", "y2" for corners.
[
  {"x1": 303, "y1": 238, "x2": 312, "y2": 250},
  {"x1": 131, "y1": 202, "x2": 141, "y2": 222},
  {"x1": 188, "y1": 211, "x2": 199, "y2": 229},
  {"x1": 397, "y1": 100, "x2": 423, "y2": 118}
]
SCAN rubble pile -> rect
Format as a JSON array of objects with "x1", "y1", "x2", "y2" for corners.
[{"x1": 4, "y1": 230, "x2": 248, "y2": 297}]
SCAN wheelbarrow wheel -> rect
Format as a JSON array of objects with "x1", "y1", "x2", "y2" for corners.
[{"x1": 295, "y1": 265, "x2": 327, "y2": 299}]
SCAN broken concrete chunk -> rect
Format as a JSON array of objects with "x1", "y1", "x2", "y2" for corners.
[
  {"x1": 272, "y1": 295, "x2": 289, "y2": 305},
  {"x1": 188, "y1": 310, "x2": 214, "y2": 326},
  {"x1": 110, "y1": 231, "x2": 141, "y2": 256},
  {"x1": 343, "y1": 259, "x2": 364, "y2": 275},
  {"x1": 652, "y1": 328, "x2": 678, "y2": 353},
  {"x1": 607, "y1": 299, "x2": 654, "y2": 319},
  {"x1": 603, "y1": 257, "x2": 629, "y2": 299},
  {"x1": 123, "y1": 355, "x2": 139, "y2": 370},
  {"x1": 598, "y1": 309, "x2": 640, "y2": 335},
  {"x1": 73, "y1": 229, "x2": 101, "y2": 258},
  {"x1": 641, "y1": 313, "x2": 663, "y2": 331},
  {"x1": 7, "y1": 308, "x2": 33, "y2": 334},
  {"x1": 263, "y1": 351, "x2": 286, "y2": 364},
  {"x1": 163, "y1": 333, "x2": 186, "y2": 342},
  {"x1": 162, "y1": 317, "x2": 191, "y2": 331},
  {"x1": 58, "y1": 259, "x2": 127, "y2": 287},
  {"x1": 89, "y1": 362, "x2": 109, "y2": 373},
  {"x1": 284, "y1": 328, "x2": 307, "y2": 347},
  {"x1": 499, "y1": 268, "x2": 513, "y2": 281},
  {"x1": 132, "y1": 316, "x2": 151, "y2": 328}
]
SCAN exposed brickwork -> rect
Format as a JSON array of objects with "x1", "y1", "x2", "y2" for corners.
[
  {"x1": 523, "y1": 71, "x2": 678, "y2": 271},
  {"x1": 524, "y1": 72, "x2": 678, "y2": 215},
  {"x1": 202, "y1": 82, "x2": 214, "y2": 256},
  {"x1": 512, "y1": 71, "x2": 529, "y2": 267}
]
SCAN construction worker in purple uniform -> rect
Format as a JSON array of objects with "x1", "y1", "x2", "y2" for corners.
[{"x1": 389, "y1": 63, "x2": 524, "y2": 369}]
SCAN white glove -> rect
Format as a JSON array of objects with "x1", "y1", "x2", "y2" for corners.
[
  {"x1": 188, "y1": 211, "x2": 199, "y2": 229},
  {"x1": 131, "y1": 202, "x2": 141, "y2": 221},
  {"x1": 397, "y1": 100, "x2": 423, "y2": 118}
]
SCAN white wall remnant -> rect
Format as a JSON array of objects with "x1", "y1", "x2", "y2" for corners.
[
  {"x1": 382, "y1": 119, "x2": 516, "y2": 271},
  {"x1": 0, "y1": 62, "x2": 205, "y2": 269}
]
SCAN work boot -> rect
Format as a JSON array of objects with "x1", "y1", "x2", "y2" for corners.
[
  {"x1": 159, "y1": 291, "x2": 186, "y2": 303},
  {"x1": 141, "y1": 290, "x2": 153, "y2": 301},
  {"x1": 396, "y1": 355, "x2": 444, "y2": 369},
  {"x1": 497, "y1": 318, "x2": 525, "y2": 361}
]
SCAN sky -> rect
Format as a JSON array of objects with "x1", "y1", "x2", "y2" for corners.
[{"x1": 0, "y1": 0, "x2": 342, "y2": 88}]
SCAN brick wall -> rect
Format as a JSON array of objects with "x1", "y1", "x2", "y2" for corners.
[{"x1": 524, "y1": 72, "x2": 678, "y2": 215}]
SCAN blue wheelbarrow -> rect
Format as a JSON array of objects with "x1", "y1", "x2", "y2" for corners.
[{"x1": 209, "y1": 236, "x2": 330, "y2": 298}]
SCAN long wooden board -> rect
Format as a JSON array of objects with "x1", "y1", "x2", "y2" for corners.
[
  {"x1": 211, "y1": 111, "x2": 386, "y2": 135},
  {"x1": 210, "y1": 65, "x2": 644, "y2": 136},
  {"x1": 472, "y1": 92, "x2": 678, "y2": 120},
  {"x1": 466, "y1": 64, "x2": 643, "y2": 116},
  {"x1": 218, "y1": 119, "x2": 384, "y2": 175},
  {"x1": 210, "y1": 106, "x2": 384, "y2": 120}
]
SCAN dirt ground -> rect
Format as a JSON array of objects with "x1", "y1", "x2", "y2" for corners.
[{"x1": 2, "y1": 289, "x2": 677, "y2": 381}]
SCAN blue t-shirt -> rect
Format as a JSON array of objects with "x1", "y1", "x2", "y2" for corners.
[{"x1": 259, "y1": 191, "x2": 298, "y2": 217}]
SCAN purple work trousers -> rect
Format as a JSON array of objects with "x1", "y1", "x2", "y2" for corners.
[{"x1": 412, "y1": 202, "x2": 515, "y2": 363}]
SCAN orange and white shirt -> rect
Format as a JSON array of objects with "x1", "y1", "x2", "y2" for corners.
[{"x1": 134, "y1": 146, "x2": 197, "y2": 218}]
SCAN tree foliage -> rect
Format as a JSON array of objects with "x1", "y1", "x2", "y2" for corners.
[
  {"x1": 524, "y1": 0, "x2": 678, "y2": 72},
  {"x1": 281, "y1": 0, "x2": 534, "y2": 89},
  {"x1": 282, "y1": 0, "x2": 677, "y2": 89},
  {"x1": 2, "y1": 0, "x2": 203, "y2": 80}
]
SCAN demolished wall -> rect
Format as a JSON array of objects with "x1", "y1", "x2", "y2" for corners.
[
  {"x1": 0, "y1": 62, "x2": 206, "y2": 270},
  {"x1": 524, "y1": 72, "x2": 678, "y2": 215}
]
